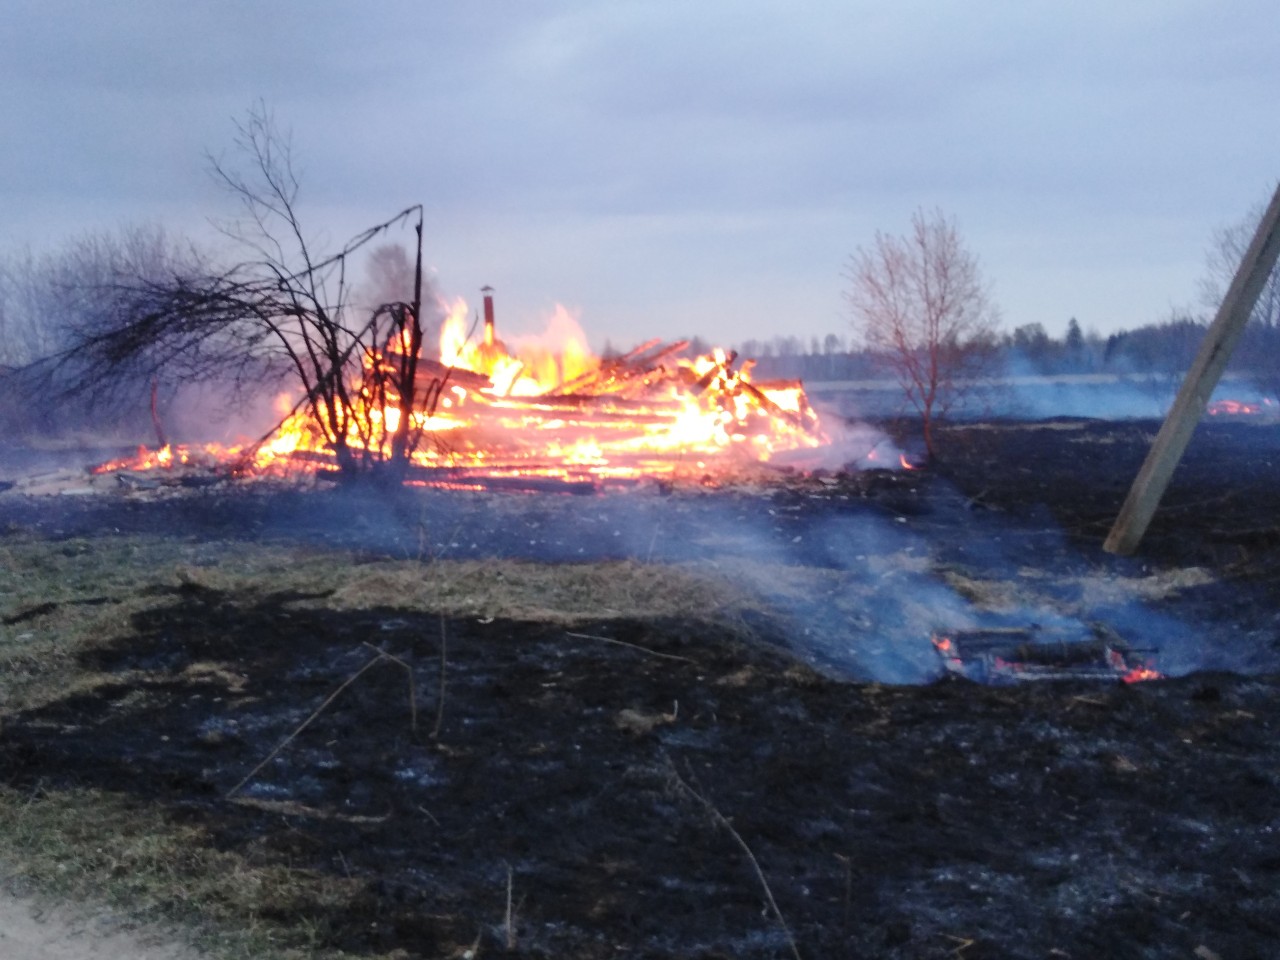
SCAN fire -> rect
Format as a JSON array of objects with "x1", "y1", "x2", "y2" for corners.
[
  {"x1": 931, "y1": 634, "x2": 966, "y2": 674},
  {"x1": 1107, "y1": 648, "x2": 1161, "y2": 684},
  {"x1": 1208, "y1": 399, "x2": 1261, "y2": 416},
  {"x1": 439, "y1": 302, "x2": 599, "y2": 399},
  {"x1": 1120, "y1": 666, "x2": 1162, "y2": 684},
  {"x1": 934, "y1": 631, "x2": 1163, "y2": 684},
  {"x1": 94, "y1": 296, "x2": 832, "y2": 488},
  {"x1": 1207, "y1": 398, "x2": 1277, "y2": 418}
]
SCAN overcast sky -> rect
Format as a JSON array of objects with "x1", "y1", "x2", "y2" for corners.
[{"x1": 3, "y1": 1, "x2": 1277, "y2": 351}]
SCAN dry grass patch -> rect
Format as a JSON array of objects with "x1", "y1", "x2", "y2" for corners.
[
  {"x1": 941, "y1": 569, "x2": 1016, "y2": 607},
  {"x1": 0, "y1": 535, "x2": 790, "y2": 712},
  {"x1": 323, "y1": 557, "x2": 759, "y2": 625},
  {"x1": 1075, "y1": 566, "x2": 1217, "y2": 605},
  {"x1": 0, "y1": 786, "x2": 370, "y2": 960},
  {"x1": 0, "y1": 536, "x2": 329, "y2": 711}
]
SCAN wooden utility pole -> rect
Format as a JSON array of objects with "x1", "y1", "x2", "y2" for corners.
[{"x1": 1104, "y1": 182, "x2": 1280, "y2": 555}]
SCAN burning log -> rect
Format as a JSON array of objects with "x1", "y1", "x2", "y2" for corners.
[
  {"x1": 933, "y1": 628, "x2": 1160, "y2": 684},
  {"x1": 557, "y1": 339, "x2": 689, "y2": 395},
  {"x1": 413, "y1": 358, "x2": 492, "y2": 393}
]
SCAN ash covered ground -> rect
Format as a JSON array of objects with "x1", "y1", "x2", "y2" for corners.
[{"x1": 1, "y1": 418, "x2": 1279, "y2": 959}]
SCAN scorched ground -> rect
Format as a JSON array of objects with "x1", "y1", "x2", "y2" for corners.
[{"x1": 0, "y1": 417, "x2": 1278, "y2": 959}]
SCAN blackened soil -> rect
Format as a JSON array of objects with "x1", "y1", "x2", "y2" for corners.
[
  {"x1": 5, "y1": 419, "x2": 1280, "y2": 576},
  {"x1": 932, "y1": 418, "x2": 1280, "y2": 571},
  {"x1": 1, "y1": 419, "x2": 1280, "y2": 959},
  {"x1": 3, "y1": 594, "x2": 1279, "y2": 959}
]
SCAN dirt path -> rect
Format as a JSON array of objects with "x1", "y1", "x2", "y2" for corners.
[{"x1": 0, "y1": 889, "x2": 201, "y2": 960}]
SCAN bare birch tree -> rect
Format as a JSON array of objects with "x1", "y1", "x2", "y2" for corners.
[
  {"x1": 844, "y1": 208, "x2": 1000, "y2": 457},
  {"x1": 61, "y1": 104, "x2": 432, "y2": 479}
]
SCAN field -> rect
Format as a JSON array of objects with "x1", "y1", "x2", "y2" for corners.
[{"x1": 1, "y1": 418, "x2": 1279, "y2": 959}]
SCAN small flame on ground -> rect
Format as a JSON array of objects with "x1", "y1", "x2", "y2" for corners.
[
  {"x1": 1121, "y1": 666, "x2": 1162, "y2": 684},
  {"x1": 1207, "y1": 398, "x2": 1277, "y2": 417}
]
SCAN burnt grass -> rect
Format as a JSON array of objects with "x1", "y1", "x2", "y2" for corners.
[{"x1": 3, "y1": 418, "x2": 1280, "y2": 959}]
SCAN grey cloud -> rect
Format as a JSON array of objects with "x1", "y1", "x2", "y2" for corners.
[{"x1": 3, "y1": 0, "x2": 1279, "y2": 349}]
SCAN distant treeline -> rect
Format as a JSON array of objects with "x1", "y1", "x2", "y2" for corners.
[{"x1": 732, "y1": 317, "x2": 1279, "y2": 397}]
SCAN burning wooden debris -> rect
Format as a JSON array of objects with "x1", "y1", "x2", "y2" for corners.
[
  {"x1": 932, "y1": 627, "x2": 1161, "y2": 684},
  {"x1": 89, "y1": 293, "x2": 833, "y2": 491}
]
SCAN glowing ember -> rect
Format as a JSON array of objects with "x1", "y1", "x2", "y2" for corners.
[
  {"x1": 94, "y1": 298, "x2": 832, "y2": 487},
  {"x1": 1208, "y1": 399, "x2": 1261, "y2": 416},
  {"x1": 1120, "y1": 666, "x2": 1162, "y2": 684},
  {"x1": 935, "y1": 631, "x2": 1162, "y2": 684},
  {"x1": 931, "y1": 634, "x2": 965, "y2": 673},
  {"x1": 1108, "y1": 648, "x2": 1162, "y2": 684},
  {"x1": 1207, "y1": 398, "x2": 1277, "y2": 418}
]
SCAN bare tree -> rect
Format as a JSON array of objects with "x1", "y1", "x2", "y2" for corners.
[
  {"x1": 0, "y1": 225, "x2": 209, "y2": 439},
  {"x1": 1200, "y1": 201, "x2": 1280, "y2": 398},
  {"x1": 0, "y1": 247, "x2": 68, "y2": 367},
  {"x1": 363, "y1": 244, "x2": 418, "y2": 309},
  {"x1": 63, "y1": 104, "x2": 433, "y2": 479},
  {"x1": 844, "y1": 208, "x2": 1001, "y2": 457}
]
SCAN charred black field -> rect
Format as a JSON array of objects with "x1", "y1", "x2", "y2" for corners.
[{"x1": 1, "y1": 417, "x2": 1279, "y2": 960}]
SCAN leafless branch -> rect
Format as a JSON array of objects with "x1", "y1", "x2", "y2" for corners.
[
  {"x1": 51, "y1": 103, "x2": 432, "y2": 478},
  {"x1": 845, "y1": 208, "x2": 1001, "y2": 457}
]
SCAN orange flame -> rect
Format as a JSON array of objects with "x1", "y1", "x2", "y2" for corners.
[
  {"x1": 95, "y1": 299, "x2": 832, "y2": 485},
  {"x1": 1121, "y1": 666, "x2": 1162, "y2": 684},
  {"x1": 1207, "y1": 399, "x2": 1261, "y2": 416}
]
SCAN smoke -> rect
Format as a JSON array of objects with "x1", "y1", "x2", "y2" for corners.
[
  {"x1": 814, "y1": 361, "x2": 1277, "y2": 423},
  {"x1": 360, "y1": 243, "x2": 450, "y2": 346},
  {"x1": 160, "y1": 380, "x2": 292, "y2": 446},
  {"x1": 588, "y1": 472, "x2": 1269, "y2": 684},
  {"x1": 594, "y1": 490, "x2": 989, "y2": 683},
  {"x1": 767, "y1": 412, "x2": 907, "y2": 473}
]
